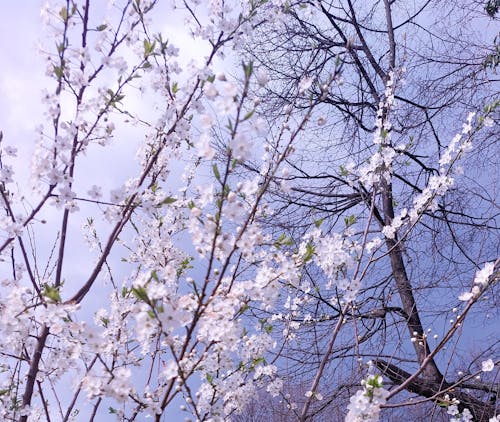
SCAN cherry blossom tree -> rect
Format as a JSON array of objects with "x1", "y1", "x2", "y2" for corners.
[{"x1": 0, "y1": 1, "x2": 498, "y2": 422}]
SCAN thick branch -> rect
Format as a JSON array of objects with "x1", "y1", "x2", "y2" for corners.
[{"x1": 381, "y1": 182, "x2": 443, "y2": 381}]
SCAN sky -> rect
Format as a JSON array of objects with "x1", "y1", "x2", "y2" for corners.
[{"x1": 0, "y1": 2, "x2": 45, "y2": 168}]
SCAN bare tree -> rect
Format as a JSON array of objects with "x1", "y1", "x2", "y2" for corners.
[{"x1": 237, "y1": 0, "x2": 500, "y2": 420}]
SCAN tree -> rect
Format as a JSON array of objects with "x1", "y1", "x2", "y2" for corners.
[
  {"x1": 0, "y1": 1, "x2": 497, "y2": 422},
  {"x1": 237, "y1": 0, "x2": 500, "y2": 420}
]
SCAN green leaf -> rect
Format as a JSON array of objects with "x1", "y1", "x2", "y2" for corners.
[
  {"x1": 274, "y1": 233, "x2": 286, "y2": 248},
  {"x1": 143, "y1": 39, "x2": 156, "y2": 58},
  {"x1": 53, "y1": 66, "x2": 64, "y2": 79},
  {"x1": 150, "y1": 270, "x2": 159, "y2": 282},
  {"x1": 131, "y1": 286, "x2": 149, "y2": 302},
  {"x1": 96, "y1": 24, "x2": 108, "y2": 31},
  {"x1": 59, "y1": 7, "x2": 68, "y2": 22},
  {"x1": 366, "y1": 375, "x2": 383, "y2": 388},
  {"x1": 177, "y1": 257, "x2": 193, "y2": 277},
  {"x1": 344, "y1": 215, "x2": 356, "y2": 227},
  {"x1": 252, "y1": 357, "x2": 266, "y2": 367},
  {"x1": 243, "y1": 61, "x2": 253, "y2": 79},
  {"x1": 274, "y1": 233, "x2": 293, "y2": 248},
  {"x1": 160, "y1": 196, "x2": 177, "y2": 206},
  {"x1": 212, "y1": 163, "x2": 221, "y2": 182},
  {"x1": 274, "y1": 233, "x2": 294, "y2": 248},
  {"x1": 303, "y1": 243, "x2": 315, "y2": 263},
  {"x1": 172, "y1": 82, "x2": 179, "y2": 94},
  {"x1": 243, "y1": 110, "x2": 254, "y2": 121},
  {"x1": 43, "y1": 285, "x2": 61, "y2": 303},
  {"x1": 314, "y1": 218, "x2": 324, "y2": 228},
  {"x1": 206, "y1": 373, "x2": 214, "y2": 384}
]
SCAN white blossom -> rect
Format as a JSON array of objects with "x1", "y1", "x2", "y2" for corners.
[{"x1": 481, "y1": 359, "x2": 495, "y2": 372}]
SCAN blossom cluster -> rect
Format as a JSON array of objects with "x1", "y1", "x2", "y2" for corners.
[
  {"x1": 345, "y1": 374, "x2": 389, "y2": 422},
  {"x1": 459, "y1": 261, "x2": 497, "y2": 301}
]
